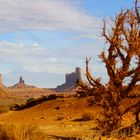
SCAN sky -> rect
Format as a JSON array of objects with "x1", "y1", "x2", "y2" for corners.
[{"x1": 0, "y1": 0, "x2": 135, "y2": 88}]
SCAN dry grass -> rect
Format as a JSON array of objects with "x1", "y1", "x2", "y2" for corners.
[
  {"x1": 0, "y1": 123, "x2": 47, "y2": 140},
  {"x1": 0, "y1": 106, "x2": 10, "y2": 114}
]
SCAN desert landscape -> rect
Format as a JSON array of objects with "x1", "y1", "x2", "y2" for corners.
[
  {"x1": 0, "y1": 0, "x2": 139, "y2": 140},
  {"x1": 0, "y1": 68, "x2": 139, "y2": 140},
  {"x1": 0, "y1": 68, "x2": 97, "y2": 139}
]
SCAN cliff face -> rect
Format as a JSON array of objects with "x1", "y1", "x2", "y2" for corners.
[{"x1": 55, "y1": 67, "x2": 81, "y2": 91}]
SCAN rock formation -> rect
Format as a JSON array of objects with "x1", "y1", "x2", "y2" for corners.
[
  {"x1": 0, "y1": 74, "x2": 6, "y2": 96},
  {"x1": 0, "y1": 74, "x2": 3, "y2": 87},
  {"x1": 55, "y1": 67, "x2": 82, "y2": 91},
  {"x1": 0, "y1": 74, "x2": 4, "y2": 88},
  {"x1": 12, "y1": 76, "x2": 36, "y2": 88}
]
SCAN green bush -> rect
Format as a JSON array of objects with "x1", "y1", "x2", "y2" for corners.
[{"x1": 27, "y1": 98, "x2": 35, "y2": 103}]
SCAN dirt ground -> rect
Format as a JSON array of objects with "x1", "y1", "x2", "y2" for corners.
[
  {"x1": 0, "y1": 89, "x2": 140, "y2": 139},
  {"x1": 0, "y1": 97, "x2": 98, "y2": 138}
]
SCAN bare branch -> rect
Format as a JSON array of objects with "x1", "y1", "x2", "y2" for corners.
[
  {"x1": 135, "y1": 0, "x2": 140, "y2": 23},
  {"x1": 77, "y1": 0, "x2": 140, "y2": 135}
]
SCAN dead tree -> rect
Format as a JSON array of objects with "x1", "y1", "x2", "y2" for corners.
[{"x1": 78, "y1": 0, "x2": 140, "y2": 136}]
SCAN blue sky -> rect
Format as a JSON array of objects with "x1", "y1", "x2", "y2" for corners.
[{"x1": 0, "y1": 0, "x2": 135, "y2": 88}]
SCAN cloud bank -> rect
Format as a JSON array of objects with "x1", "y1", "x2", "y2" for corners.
[{"x1": 0, "y1": 0, "x2": 101, "y2": 33}]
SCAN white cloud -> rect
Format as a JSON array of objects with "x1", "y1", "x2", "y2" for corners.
[
  {"x1": 70, "y1": 34, "x2": 103, "y2": 40},
  {"x1": 0, "y1": 41, "x2": 46, "y2": 70},
  {"x1": 0, "y1": 0, "x2": 101, "y2": 33},
  {"x1": 0, "y1": 40, "x2": 46, "y2": 61},
  {"x1": 0, "y1": 40, "x2": 78, "y2": 74}
]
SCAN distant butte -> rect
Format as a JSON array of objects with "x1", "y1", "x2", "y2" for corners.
[
  {"x1": 0, "y1": 74, "x2": 4, "y2": 88},
  {"x1": 55, "y1": 67, "x2": 82, "y2": 91},
  {"x1": 11, "y1": 76, "x2": 36, "y2": 88}
]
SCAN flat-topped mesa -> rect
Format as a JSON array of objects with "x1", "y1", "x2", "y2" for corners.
[
  {"x1": 65, "y1": 67, "x2": 81, "y2": 86},
  {"x1": 55, "y1": 67, "x2": 82, "y2": 91}
]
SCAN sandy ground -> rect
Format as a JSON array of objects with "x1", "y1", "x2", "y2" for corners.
[
  {"x1": 0, "y1": 97, "x2": 99, "y2": 138},
  {"x1": 0, "y1": 89, "x2": 140, "y2": 139}
]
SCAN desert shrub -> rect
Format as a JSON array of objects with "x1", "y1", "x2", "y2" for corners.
[
  {"x1": 11, "y1": 104, "x2": 21, "y2": 111},
  {"x1": 57, "y1": 94, "x2": 64, "y2": 98},
  {"x1": 12, "y1": 94, "x2": 57, "y2": 111},
  {"x1": 47, "y1": 94, "x2": 57, "y2": 100},
  {"x1": 55, "y1": 116, "x2": 64, "y2": 121},
  {"x1": 73, "y1": 112, "x2": 93, "y2": 122},
  {"x1": 40, "y1": 95, "x2": 47, "y2": 100},
  {"x1": 27, "y1": 97, "x2": 35, "y2": 103},
  {"x1": 54, "y1": 106, "x2": 60, "y2": 110}
]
